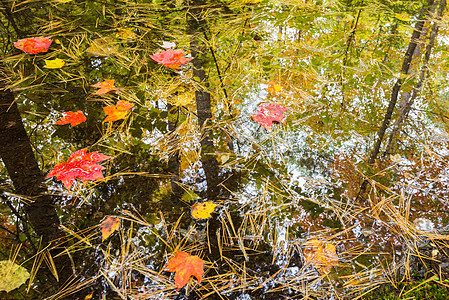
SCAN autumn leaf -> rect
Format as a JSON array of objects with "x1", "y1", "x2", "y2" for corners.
[
  {"x1": 165, "y1": 252, "x2": 204, "y2": 291},
  {"x1": 251, "y1": 103, "x2": 289, "y2": 130},
  {"x1": 303, "y1": 239, "x2": 338, "y2": 275},
  {"x1": 91, "y1": 79, "x2": 117, "y2": 95},
  {"x1": 0, "y1": 260, "x2": 30, "y2": 292},
  {"x1": 103, "y1": 100, "x2": 134, "y2": 122},
  {"x1": 182, "y1": 190, "x2": 200, "y2": 203},
  {"x1": 266, "y1": 82, "x2": 284, "y2": 95},
  {"x1": 86, "y1": 37, "x2": 119, "y2": 57},
  {"x1": 191, "y1": 201, "x2": 217, "y2": 219},
  {"x1": 99, "y1": 216, "x2": 120, "y2": 241},
  {"x1": 14, "y1": 37, "x2": 52, "y2": 54},
  {"x1": 44, "y1": 58, "x2": 65, "y2": 69},
  {"x1": 47, "y1": 148, "x2": 111, "y2": 189},
  {"x1": 55, "y1": 110, "x2": 86, "y2": 127},
  {"x1": 150, "y1": 49, "x2": 192, "y2": 69}
]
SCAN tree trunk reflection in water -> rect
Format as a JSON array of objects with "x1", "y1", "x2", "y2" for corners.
[
  {"x1": 0, "y1": 75, "x2": 71, "y2": 286},
  {"x1": 188, "y1": 0, "x2": 221, "y2": 200}
]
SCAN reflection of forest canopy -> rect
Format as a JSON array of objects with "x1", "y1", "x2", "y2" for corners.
[{"x1": 1, "y1": 0, "x2": 449, "y2": 299}]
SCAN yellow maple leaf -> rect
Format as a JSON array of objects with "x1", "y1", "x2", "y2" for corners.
[
  {"x1": 191, "y1": 201, "x2": 217, "y2": 219},
  {"x1": 303, "y1": 239, "x2": 338, "y2": 275},
  {"x1": 44, "y1": 58, "x2": 65, "y2": 69}
]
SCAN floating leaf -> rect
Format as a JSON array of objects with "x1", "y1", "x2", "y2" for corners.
[
  {"x1": 86, "y1": 37, "x2": 118, "y2": 56},
  {"x1": 150, "y1": 49, "x2": 192, "y2": 69},
  {"x1": 103, "y1": 100, "x2": 134, "y2": 122},
  {"x1": 0, "y1": 260, "x2": 30, "y2": 292},
  {"x1": 91, "y1": 79, "x2": 117, "y2": 95},
  {"x1": 55, "y1": 110, "x2": 86, "y2": 127},
  {"x1": 47, "y1": 148, "x2": 111, "y2": 189},
  {"x1": 100, "y1": 216, "x2": 120, "y2": 241},
  {"x1": 303, "y1": 239, "x2": 338, "y2": 275},
  {"x1": 14, "y1": 37, "x2": 52, "y2": 54},
  {"x1": 266, "y1": 82, "x2": 284, "y2": 95},
  {"x1": 165, "y1": 252, "x2": 204, "y2": 291},
  {"x1": 44, "y1": 58, "x2": 65, "y2": 69},
  {"x1": 191, "y1": 202, "x2": 217, "y2": 219},
  {"x1": 251, "y1": 103, "x2": 289, "y2": 130}
]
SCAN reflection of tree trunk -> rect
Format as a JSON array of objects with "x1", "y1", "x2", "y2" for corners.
[
  {"x1": 357, "y1": 1, "x2": 436, "y2": 200},
  {"x1": 367, "y1": 1, "x2": 435, "y2": 166},
  {"x1": 188, "y1": 0, "x2": 221, "y2": 199},
  {"x1": 167, "y1": 103, "x2": 183, "y2": 196},
  {"x1": 0, "y1": 78, "x2": 70, "y2": 283},
  {"x1": 384, "y1": 0, "x2": 446, "y2": 157}
]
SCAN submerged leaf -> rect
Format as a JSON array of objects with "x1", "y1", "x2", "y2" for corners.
[
  {"x1": 103, "y1": 100, "x2": 134, "y2": 122},
  {"x1": 251, "y1": 103, "x2": 289, "y2": 131},
  {"x1": 55, "y1": 110, "x2": 86, "y2": 127},
  {"x1": 115, "y1": 28, "x2": 136, "y2": 39},
  {"x1": 47, "y1": 148, "x2": 111, "y2": 189},
  {"x1": 14, "y1": 37, "x2": 52, "y2": 54},
  {"x1": 182, "y1": 190, "x2": 200, "y2": 203},
  {"x1": 165, "y1": 252, "x2": 204, "y2": 291},
  {"x1": 100, "y1": 216, "x2": 120, "y2": 241},
  {"x1": 191, "y1": 202, "x2": 217, "y2": 219},
  {"x1": 44, "y1": 58, "x2": 65, "y2": 69},
  {"x1": 86, "y1": 37, "x2": 118, "y2": 56},
  {"x1": 303, "y1": 240, "x2": 338, "y2": 275},
  {"x1": 0, "y1": 260, "x2": 30, "y2": 292}
]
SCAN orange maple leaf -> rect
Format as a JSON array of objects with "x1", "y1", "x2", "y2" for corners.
[
  {"x1": 99, "y1": 216, "x2": 120, "y2": 241},
  {"x1": 103, "y1": 100, "x2": 134, "y2": 122},
  {"x1": 14, "y1": 37, "x2": 52, "y2": 54},
  {"x1": 55, "y1": 110, "x2": 86, "y2": 127},
  {"x1": 303, "y1": 239, "x2": 338, "y2": 275},
  {"x1": 165, "y1": 252, "x2": 204, "y2": 291},
  {"x1": 91, "y1": 79, "x2": 117, "y2": 95}
]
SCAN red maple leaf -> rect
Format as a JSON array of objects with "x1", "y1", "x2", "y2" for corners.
[
  {"x1": 103, "y1": 100, "x2": 134, "y2": 122},
  {"x1": 47, "y1": 148, "x2": 111, "y2": 189},
  {"x1": 165, "y1": 252, "x2": 204, "y2": 292},
  {"x1": 251, "y1": 103, "x2": 289, "y2": 130},
  {"x1": 91, "y1": 79, "x2": 117, "y2": 95},
  {"x1": 14, "y1": 37, "x2": 53, "y2": 54},
  {"x1": 150, "y1": 49, "x2": 192, "y2": 69},
  {"x1": 55, "y1": 110, "x2": 86, "y2": 127}
]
